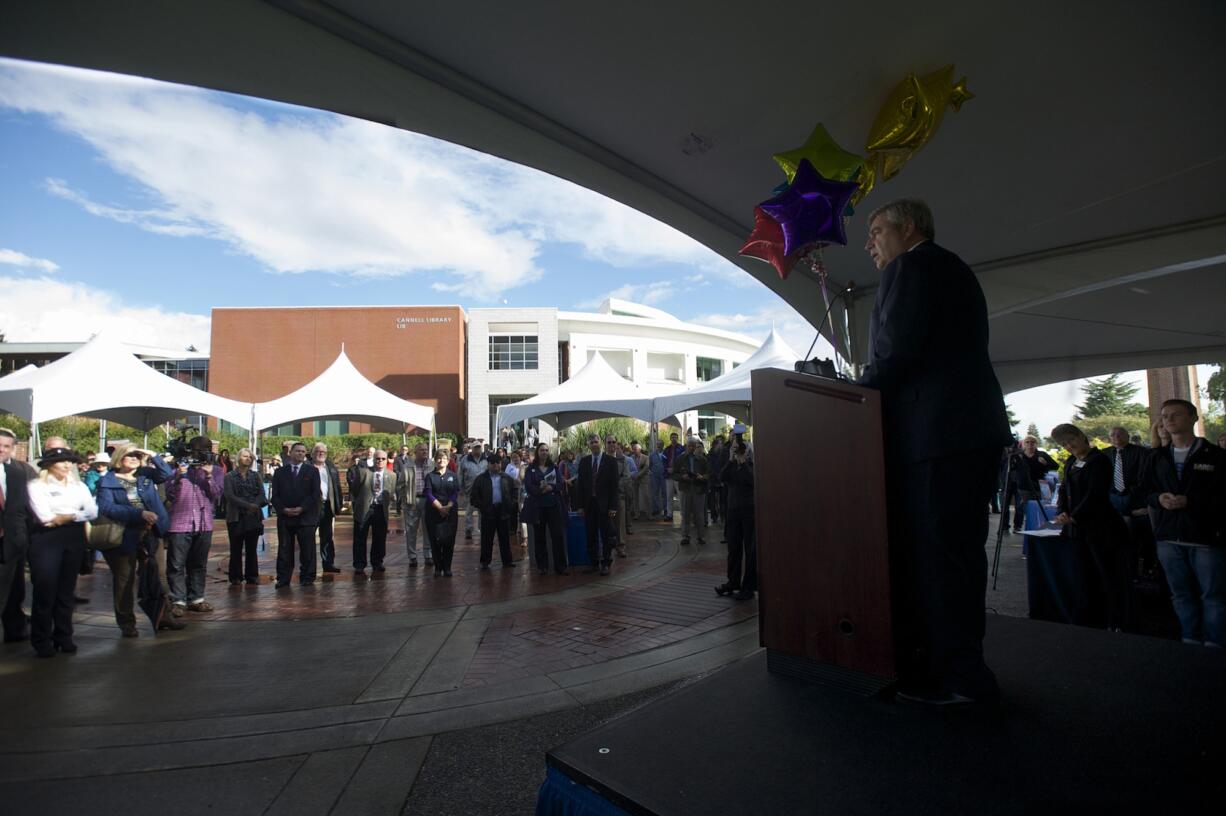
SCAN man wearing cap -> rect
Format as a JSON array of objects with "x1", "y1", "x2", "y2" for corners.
[
  {"x1": 672, "y1": 437, "x2": 709, "y2": 546},
  {"x1": 860, "y1": 198, "x2": 1012, "y2": 706},
  {"x1": 0, "y1": 427, "x2": 33, "y2": 643}
]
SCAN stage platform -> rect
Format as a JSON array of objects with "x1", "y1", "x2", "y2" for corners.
[{"x1": 543, "y1": 615, "x2": 1225, "y2": 814}]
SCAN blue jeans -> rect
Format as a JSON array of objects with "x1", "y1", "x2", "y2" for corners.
[
  {"x1": 650, "y1": 472, "x2": 666, "y2": 515},
  {"x1": 1157, "y1": 542, "x2": 1226, "y2": 647}
]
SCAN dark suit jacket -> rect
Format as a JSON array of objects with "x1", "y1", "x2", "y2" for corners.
[
  {"x1": 317, "y1": 462, "x2": 343, "y2": 516},
  {"x1": 859, "y1": 241, "x2": 1012, "y2": 464},
  {"x1": 575, "y1": 453, "x2": 620, "y2": 513},
  {"x1": 470, "y1": 471, "x2": 518, "y2": 517},
  {"x1": 271, "y1": 463, "x2": 321, "y2": 526},
  {"x1": 1, "y1": 462, "x2": 30, "y2": 564},
  {"x1": 1107, "y1": 444, "x2": 1148, "y2": 509},
  {"x1": 346, "y1": 465, "x2": 395, "y2": 526}
]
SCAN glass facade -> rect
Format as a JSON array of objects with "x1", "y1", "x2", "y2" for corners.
[
  {"x1": 696, "y1": 356, "x2": 724, "y2": 382},
  {"x1": 489, "y1": 335, "x2": 538, "y2": 370},
  {"x1": 148, "y1": 358, "x2": 209, "y2": 391}
]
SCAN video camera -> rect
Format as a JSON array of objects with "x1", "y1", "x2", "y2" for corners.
[{"x1": 165, "y1": 426, "x2": 216, "y2": 467}]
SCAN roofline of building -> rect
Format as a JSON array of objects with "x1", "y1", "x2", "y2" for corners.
[{"x1": 556, "y1": 310, "x2": 760, "y2": 350}]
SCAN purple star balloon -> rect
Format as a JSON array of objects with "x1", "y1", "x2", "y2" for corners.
[{"x1": 759, "y1": 159, "x2": 860, "y2": 254}]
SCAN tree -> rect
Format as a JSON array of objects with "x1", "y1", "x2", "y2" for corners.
[
  {"x1": 1207, "y1": 364, "x2": 1224, "y2": 410},
  {"x1": 1025, "y1": 422, "x2": 1040, "y2": 440},
  {"x1": 1005, "y1": 403, "x2": 1018, "y2": 429},
  {"x1": 1074, "y1": 374, "x2": 1148, "y2": 419}
]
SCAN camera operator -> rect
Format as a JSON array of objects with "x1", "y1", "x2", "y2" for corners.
[
  {"x1": 715, "y1": 442, "x2": 756, "y2": 601},
  {"x1": 1005, "y1": 436, "x2": 1058, "y2": 533},
  {"x1": 164, "y1": 436, "x2": 222, "y2": 618}
]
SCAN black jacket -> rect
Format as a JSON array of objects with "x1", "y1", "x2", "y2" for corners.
[
  {"x1": 1107, "y1": 444, "x2": 1149, "y2": 511},
  {"x1": 1144, "y1": 439, "x2": 1225, "y2": 547},
  {"x1": 1, "y1": 461, "x2": 30, "y2": 564},
  {"x1": 859, "y1": 241, "x2": 1012, "y2": 464},
  {"x1": 271, "y1": 462, "x2": 321, "y2": 526},
  {"x1": 576, "y1": 453, "x2": 620, "y2": 512},
  {"x1": 720, "y1": 459, "x2": 755, "y2": 514},
  {"x1": 470, "y1": 471, "x2": 518, "y2": 517},
  {"x1": 1010, "y1": 450, "x2": 1058, "y2": 494},
  {"x1": 1058, "y1": 449, "x2": 1128, "y2": 547}
]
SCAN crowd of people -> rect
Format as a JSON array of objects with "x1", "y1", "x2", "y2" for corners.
[
  {"x1": 0, "y1": 422, "x2": 758, "y2": 658},
  {"x1": 1018, "y1": 404, "x2": 1226, "y2": 647}
]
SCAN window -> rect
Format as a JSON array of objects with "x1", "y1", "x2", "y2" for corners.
[
  {"x1": 314, "y1": 420, "x2": 349, "y2": 435},
  {"x1": 698, "y1": 412, "x2": 725, "y2": 439},
  {"x1": 489, "y1": 395, "x2": 533, "y2": 442},
  {"x1": 488, "y1": 335, "x2": 538, "y2": 370},
  {"x1": 696, "y1": 357, "x2": 724, "y2": 382}
]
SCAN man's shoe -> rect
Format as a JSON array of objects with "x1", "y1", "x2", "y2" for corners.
[
  {"x1": 465, "y1": 532, "x2": 473, "y2": 539},
  {"x1": 479, "y1": 564, "x2": 491, "y2": 571},
  {"x1": 714, "y1": 583, "x2": 734, "y2": 597},
  {"x1": 171, "y1": 603, "x2": 186, "y2": 617},
  {"x1": 228, "y1": 578, "x2": 242, "y2": 586},
  {"x1": 424, "y1": 559, "x2": 434, "y2": 567},
  {"x1": 54, "y1": 641, "x2": 78, "y2": 654},
  {"x1": 158, "y1": 617, "x2": 187, "y2": 631},
  {"x1": 502, "y1": 561, "x2": 516, "y2": 568},
  {"x1": 275, "y1": 581, "x2": 290, "y2": 589},
  {"x1": 538, "y1": 568, "x2": 549, "y2": 575},
  {"x1": 443, "y1": 570, "x2": 453, "y2": 577},
  {"x1": 679, "y1": 538, "x2": 690, "y2": 546},
  {"x1": 33, "y1": 644, "x2": 55, "y2": 658},
  {"x1": 322, "y1": 565, "x2": 341, "y2": 574},
  {"x1": 698, "y1": 539, "x2": 706, "y2": 546},
  {"x1": 409, "y1": 560, "x2": 418, "y2": 569},
  {"x1": 300, "y1": 579, "x2": 316, "y2": 586},
  {"x1": 372, "y1": 566, "x2": 386, "y2": 573},
  {"x1": 121, "y1": 626, "x2": 139, "y2": 638},
  {"x1": 733, "y1": 589, "x2": 755, "y2": 601},
  {"x1": 186, "y1": 601, "x2": 213, "y2": 613}
]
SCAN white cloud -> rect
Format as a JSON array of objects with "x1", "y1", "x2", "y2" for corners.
[
  {"x1": 689, "y1": 299, "x2": 836, "y2": 363},
  {"x1": 0, "y1": 275, "x2": 211, "y2": 352},
  {"x1": 0, "y1": 58, "x2": 740, "y2": 297},
  {"x1": 0, "y1": 248, "x2": 59, "y2": 273}
]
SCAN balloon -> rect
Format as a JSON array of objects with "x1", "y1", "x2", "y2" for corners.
[
  {"x1": 865, "y1": 65, "x2": 973, "y2": 181},
  {"x1": 772, "y1": 123, "x2": 865, "y2": 185},
  {"x1": 738, "y1": 206, "x2": 807, "y2": 280},
  {"x1": 758, "y1": 159, "x2": 859, "y2": 255}
]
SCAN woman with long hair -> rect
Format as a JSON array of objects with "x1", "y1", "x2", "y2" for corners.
[
  {"x1": 223, "y1": 448, "x2": 267, "y2": 585},
  {"x1": 523, "y1": 443, "x2": 569, "y2": 575},
  {"x1": 95, "y1": 445, "x2": 172, "y2": 637},
  {"x1": 1150, "y1": 420, "x2": 1171, "y2": 449},
  {"x1": 25, "y1": 447, "x2": 97, "y2": 657},
  {"x1": 424, "y1": 449, "x2": 461, "y2": 577}
]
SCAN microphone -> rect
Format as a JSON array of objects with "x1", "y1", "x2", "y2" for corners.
[{"x1": 795, "y1": 281, "x2": 855, "y2": 377}]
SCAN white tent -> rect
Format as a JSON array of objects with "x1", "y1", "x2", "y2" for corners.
[
  {"x1": 0, "y1": 334, "x2": 252, "y2": 430},
  {"x1": 496, "y1": 352, "x2": 682, "y2": 431},
  {"x1": 251, "y1": 348, "x2": 434, "y2": 433},
  {"x1": 652, "y1": 330, "x2": 800, "y2": 423}
]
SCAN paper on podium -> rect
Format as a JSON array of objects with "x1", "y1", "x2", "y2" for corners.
[{"x1": 1024, "y1": 527, "x2": 1064, "y2": 538}]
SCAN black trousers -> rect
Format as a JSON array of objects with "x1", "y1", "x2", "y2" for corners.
[
  {"x1": 480, "y1": 510, "x2": 513, "y2": 566},
  {"x1": 426, "y1": 510, "x2": 458, "y2": 572},
  {"x1": 533, "y1": 505, "x2": 567, "y2": 572},
  {"x1": 1, "y1": 555, "x2": 26, "y2": 638},
  {"x1": 584, "y1": 505, "x2": 615, "y2": 566},
  {"x1": 28, "y1": 523, "x2": 84, "y2": 650},
  {"x1": 226, "y1": 521, "x2": 260, "y2": 581},
  {"x1": 353, "y1": 507, "x2": 388, "y2": 570},
  {"x1": 275, "y1": 520, "x2": 317, "y2": 584},
  {"x1": 887, "y1": 447, "x2": 999, "y2": 700},
  {"x1": 318, "y1": 504, "x2": 336, "y2": 568},
  {"x1": 725, "y1": 507, "x2": 756, "y2": 592}
]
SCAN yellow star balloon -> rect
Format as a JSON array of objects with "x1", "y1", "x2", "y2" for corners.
[
  {"x1": 773, "y1": 123, "x2": 865, "y2": 185},
  {"x1": 865, "y1": 65, "x2": 973, "y2": 181}
]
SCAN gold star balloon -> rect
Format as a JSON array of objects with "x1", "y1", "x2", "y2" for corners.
[
  {"x1": 865, "y1": 65, "x2": 973, "y2": 181},
  {"x1": 772, "y1": 123, "x2": 866, "y2": 185}
]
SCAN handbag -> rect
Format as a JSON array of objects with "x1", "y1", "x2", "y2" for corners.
[{"x1": 86, "y1": 516, "x2": 126, "y2": 550}]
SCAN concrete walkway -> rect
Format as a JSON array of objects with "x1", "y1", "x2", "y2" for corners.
[{"x1": 0, "y1": 516, "x2": 762, "y2": 815}]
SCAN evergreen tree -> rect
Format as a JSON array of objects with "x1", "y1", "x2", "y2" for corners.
[
  {"x1": 1074, "y1": 374, "x2": 1147, "y2": 419},
  {"x1": 1026, "y1": 422, "x2": 1040, "y2": 440},
  {"x1": 1005, "y1": 403, "x2": 1018, "y2": 429}
]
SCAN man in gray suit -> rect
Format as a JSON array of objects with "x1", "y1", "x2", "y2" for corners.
[{"x1": 347, "y1": 449, "x2": 396, "y2": 575}]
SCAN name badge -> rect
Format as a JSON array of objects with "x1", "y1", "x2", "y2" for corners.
[{"x1": 1192, "y1": 463, "x2": 1215, "y2": 472}]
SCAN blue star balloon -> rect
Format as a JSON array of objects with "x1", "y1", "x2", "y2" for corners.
[{"x1": 759, "y1": 159, "x2": 860, "y2": 254}]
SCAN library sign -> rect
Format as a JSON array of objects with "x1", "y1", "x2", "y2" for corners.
[{"x1": 395, "y1": 316, "x2": 454, "y2": 329}]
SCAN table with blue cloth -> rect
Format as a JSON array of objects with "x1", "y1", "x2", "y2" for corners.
[
  {"x1": 1024, "y1": 499, "x2": 1101, "y2": 625},
  {"x1": 535, "y1": 765, "x2": 630, "y2": 816}
]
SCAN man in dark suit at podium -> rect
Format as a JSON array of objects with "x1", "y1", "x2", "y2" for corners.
[{"x1": 860, "y1": 199, "x2": 1012, "y2": 706}]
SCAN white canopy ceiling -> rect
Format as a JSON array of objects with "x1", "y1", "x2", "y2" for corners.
[
  {"x1": 496, "y1": 352, "x2": 681, "y2": 431},
  {"x1": 653, "y1": 330, "x2": 800, "y2": 423},
  {"x1": 2, "y1": 2, "x2": 1223, "y2": 391},
  {"x1": 251, "y1": 348, "x2": 434, "y2": 432},
  {"x1": 0, "y1": 334, "x2": 252, "y2": 430}
]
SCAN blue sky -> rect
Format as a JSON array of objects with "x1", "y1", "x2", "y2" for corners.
[{"x1": 0, "y1": 57, "x2": 1208, "y2": 438}]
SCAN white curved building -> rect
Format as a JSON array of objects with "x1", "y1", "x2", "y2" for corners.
[{"x1": 467, "y1": 298, "x2": 761, "y2": 443}]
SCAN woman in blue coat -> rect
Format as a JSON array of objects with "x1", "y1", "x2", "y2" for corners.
[
  {"x1": 95, "y1": 444, "x2": 172, "y2": 637},
  {"x1": 522, "y1": 443, "x2": 570, "y2": 575}
]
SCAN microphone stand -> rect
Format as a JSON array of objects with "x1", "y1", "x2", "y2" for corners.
[{"x1": 991, "y1": 446, "x2": 1014, "y2": 590}]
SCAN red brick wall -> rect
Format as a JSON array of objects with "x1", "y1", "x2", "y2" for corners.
[{"x1": 208, "y1": 306, "x2": 466, "y2": 433}]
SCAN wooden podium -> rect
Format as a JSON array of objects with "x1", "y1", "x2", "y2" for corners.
[{"x1": 751, "y1": 368, "x2": 895, "y2": 693}]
